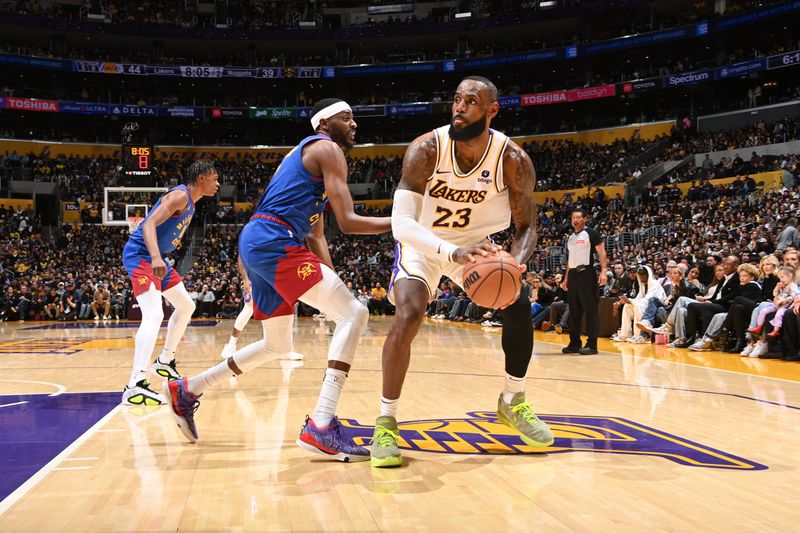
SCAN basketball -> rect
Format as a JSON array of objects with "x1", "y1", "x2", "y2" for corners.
[{"x1": 462, "y1": 250, "x2": 522, "y2": 309}]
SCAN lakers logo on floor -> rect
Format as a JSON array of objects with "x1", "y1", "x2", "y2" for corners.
[
  {"x1": 340, "y1": 412, "x2": 766, "y2": 470},
  {"x1": 0, "y1": 339, "x2": 91, "y2": 356}
]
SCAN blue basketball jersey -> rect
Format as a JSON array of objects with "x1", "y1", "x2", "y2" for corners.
[
  {"x1": 126, "y1": 184, "x2": 195, "y2": 255},
  {"x1": 254, "y1": 134, "x2": 331, "y2": 240}
]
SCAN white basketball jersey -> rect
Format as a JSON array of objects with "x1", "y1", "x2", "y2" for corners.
[{"x1": 419, "y1": 125, "x2": 511, "y2": 247}]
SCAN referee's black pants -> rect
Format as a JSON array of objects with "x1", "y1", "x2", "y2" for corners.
[{"x1": 568, "y1": 267, "x2": 599, "y2": 349}]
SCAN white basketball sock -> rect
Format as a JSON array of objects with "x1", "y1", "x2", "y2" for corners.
[
  {"x1": 502, "y1": 374, "x2": 526, "y2": 404},
  {"x1": 129, "y1": 286, "x2": 164, "y2": 388},
  {"x1": 380, "y1": 396, "x2": 399, "y2": 418},
  {"x1": 311, "y1": 368, "x2": 347, "y2": 427},
  {"x1": 227, "y1": 335, "x2": 238, "y2": 346},
  {"x1": 187, "y1": 358, "x2": 235, "y2": 396}
]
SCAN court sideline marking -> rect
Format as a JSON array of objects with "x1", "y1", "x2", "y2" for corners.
[{"x1": 0, "y1": 404, "x2": 122, "y2": 517}]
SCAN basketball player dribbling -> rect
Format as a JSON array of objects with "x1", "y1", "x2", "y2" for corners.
[
  {"x1": 121, "y1": 161, "x2": 219, "y2": 405},
  {"x1": 165, "y1": 98, "x2": 392, "y2": 462},
  {"x1": 370, "y1": 76, "x2": 554, "y2": 467},
  {"x1": 219, "y1": 255, "x2": 304, "y2": 361}
]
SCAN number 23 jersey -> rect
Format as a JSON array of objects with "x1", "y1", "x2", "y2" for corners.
[{"x1": 419, "y1": 125, "x2": 511, "y2": 247}]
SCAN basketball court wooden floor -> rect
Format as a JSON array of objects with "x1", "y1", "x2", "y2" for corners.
[{"x1": 1, "y1": 317, "x2": 799, "y2": 532}]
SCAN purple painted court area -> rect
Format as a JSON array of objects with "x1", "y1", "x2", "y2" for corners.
[
  {"x1": 0, "y1": 392, "x2": 119, "y2": 502},
  {"x1": 23, "y1": 320, "x2": 220, "y2": 330}
]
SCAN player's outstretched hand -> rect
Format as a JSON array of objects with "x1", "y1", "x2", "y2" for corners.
[
  {"x1": 152, "y1": 257, "x2": 168, "y2": 278},
  {"x1": 452, "y1": 243, "x2": 501, "y2": 265}
]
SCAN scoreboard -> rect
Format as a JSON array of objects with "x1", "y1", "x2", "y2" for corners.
[{"x1": 122, "y1": 144, "x2": 155, "y2": 179}]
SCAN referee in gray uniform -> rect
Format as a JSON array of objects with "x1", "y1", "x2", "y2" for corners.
[{"x1": 561, "y1": 208, "x2": 608, "y2": 355}]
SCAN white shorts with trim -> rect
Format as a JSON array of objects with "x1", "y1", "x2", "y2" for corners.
[{"x1": 388, "y1": 240, "x2": 467, "y2": 305}]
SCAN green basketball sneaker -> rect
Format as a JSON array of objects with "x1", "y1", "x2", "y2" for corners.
[
  {"x1": 496, "y1": 392, "x2": 554, "y2": 447},
  {"x1": 370, "y1": 416, "x2": 403, "y2": 468}
]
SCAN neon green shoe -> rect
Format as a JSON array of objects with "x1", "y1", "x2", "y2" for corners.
[
  {"x1": 370, "y1": 416, "x2": 403, "y2": 468},
  {"x1": 496, "y1": 392, "x2": 554, "y2": 447}
]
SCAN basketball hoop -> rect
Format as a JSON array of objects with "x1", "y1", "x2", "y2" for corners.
[{"x1": 127, "y1": 216, "x2": 144, "y2": 233}]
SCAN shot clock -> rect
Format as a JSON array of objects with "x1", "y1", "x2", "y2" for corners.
[{"x1": 123, "y1": 144, "x2": 155, "y2": 178}]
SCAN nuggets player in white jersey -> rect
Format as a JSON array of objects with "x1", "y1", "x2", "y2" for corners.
[{"x1": 370, "y1": 76, "x2": 554, "y2": 467}]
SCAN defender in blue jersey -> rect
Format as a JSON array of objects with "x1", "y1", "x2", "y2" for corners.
[
  {"x1": 165, "y1": 99, "x2": 391, "y2": 461},
  {"x1": 121, "y1": 161, "x2": 219, "y2": 406}
]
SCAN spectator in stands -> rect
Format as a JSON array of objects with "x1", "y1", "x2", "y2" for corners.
[
  {"x1": 110, "y1": 290, "x2": 127, "y2": 320},
  {"x1": 685, "y1": 260, "x2": 761, "y2": 351},
  {"x1": 43, "y1": 285, "x2": 61, "y2": 320},
  {"x1": 537, "y1": 273, "x2": 566, "y2": 330},
  {"x1": 196, "y1": 284, "x2": 216, "y2": 317},
  {"x1": 218, "y1": 287, "x2": 240, "y2": 318},
  {"x1": 612, "y1": 265, "x2": 665, "y2": 343},
  {"x1": 91, "y1": 281, "x2": 111, "y2": 320},
  {"x1": 369, "y1": 282, "x2": 388, "y2": 316},
  {"x1": 636, "y1": 264, "x2": 698, "y2": 334},
  {"x1": 1, "y1": 285, "x2": 21, "y2": 321},
  {"x1": 528, "y1": 274, "x2": 554, "y2": 318},
  {"x1": 729, "y1": 255, "x2": 780, "y2": 354},
  {"x1": 655, "y1": 264, "x2": 724, "y2": 346},
  {"x1": 747, "y1": 265, "x2": 798, "y2": 338},
  {"x1": 61, "y1": 283, "x2": 79, "y2": 320},
  {"x1": 776, "y1": 217, "x2": 798, "y2": 252}
]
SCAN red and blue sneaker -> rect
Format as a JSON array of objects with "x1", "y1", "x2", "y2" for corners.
[
  {"x1": 163, "y1": 378, "x2": 201, "y2": 443},
  {"x1": 296, "y1": 415, "x2": 370, "y2": 462}
]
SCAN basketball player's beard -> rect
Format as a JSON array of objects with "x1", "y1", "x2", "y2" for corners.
[
  {"x1": 448, "y1": 114, "x2": 487, "y2": 141},
  {"x1": 329, "y1": 128, "x2": 355, "y2": 150}
]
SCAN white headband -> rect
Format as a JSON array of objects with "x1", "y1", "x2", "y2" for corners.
[{"x1": 310, "y1": 101, "x2": 352, "y2": 131}]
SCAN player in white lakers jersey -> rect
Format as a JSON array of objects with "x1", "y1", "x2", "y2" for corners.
[{"x1": 370, "y1": 76, "x2": 554, "y2": 467}]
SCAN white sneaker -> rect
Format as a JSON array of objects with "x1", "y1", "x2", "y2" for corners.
[
  {"x1": 121, "y1": 379, "x2": 166, "y2": 405},
  {"x1": 286, "y1": 351, "x2": 305, "y2": 361},
  {"x1": 667, "y1": 337, "x2": 686, "y2": 348},
  {"x1": 483, "y1": 311, "x2": 493, "y2": 319},
  {"x1": 627, "y1": 336, "x2": 648, "y2": 344},
  {"x1": 636, "y1": 320, "x2": 654, "y2": 334},
  {"x1": 489, "y1": 320, "x2": 502, "y2": 327},
  {"x1": 740, "y1": 344, "x2": 755, "y2": 356},
  {"x1": 103, "y1": 315, "x2": 110, "y2": 320},
  {"x1": 221, "y1": 342, "x2": 237, "y2": 359},
  {"x1": 611, "y1": 331, "x2": 630, "y2": 342},
  {"x1": 750, "y1": 342, "x2": 768, "y2": 358},
  {"x1": 94, "y1": 316, "x2": 100, "y2": 321},
  {"x1": 481, "y1": 320, "x2": 492, "y2": 326},
  {"x1": 151, "y1": 357, "x2": 182, "y2": 381},
  {"x1": 689, "y1": 338, "x2": 713, "y2": 351},
  {"x1": 653, "y1": 323, "x2": 673, "y2": 335}
]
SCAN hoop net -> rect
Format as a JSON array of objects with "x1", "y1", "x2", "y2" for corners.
[{"x1": 127, "y1": 216, "x2": 144, "y2": 234}]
